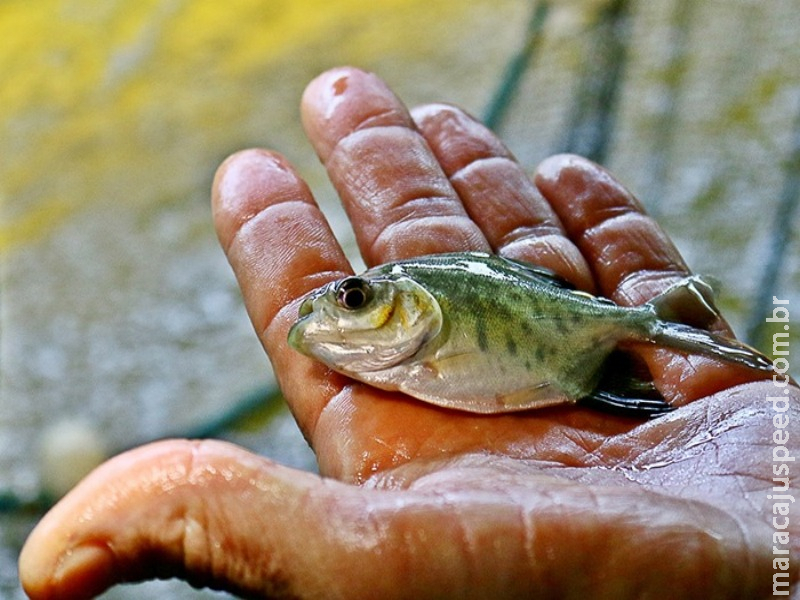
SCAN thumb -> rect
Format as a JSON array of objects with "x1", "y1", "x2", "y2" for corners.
[
  {"x1": 19, "y1": 439, "x2": 361, "y2": 599},
  {"x1": 21, "y1": 439, "x2": 549, "y2": 599}
]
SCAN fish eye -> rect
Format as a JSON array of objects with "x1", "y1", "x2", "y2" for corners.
[{"x1": 335, "y1": 277, "x2": 372, "y2": 310}]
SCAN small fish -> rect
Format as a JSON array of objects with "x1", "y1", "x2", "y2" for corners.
[{"x1": 288, "y1": 252, "x2": 773, "y2": 416}]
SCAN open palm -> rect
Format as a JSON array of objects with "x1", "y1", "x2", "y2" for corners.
[{"x1": 20, "y1": 67, "x2": 798, "y2": 599}]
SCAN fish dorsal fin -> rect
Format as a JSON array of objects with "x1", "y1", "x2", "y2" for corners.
[
  {"x1": 498, "y1": 256, "x2": 577, "y2": 290},
  {"x1": 647, "y1": 275, "x2": 720, "y2": 329}
]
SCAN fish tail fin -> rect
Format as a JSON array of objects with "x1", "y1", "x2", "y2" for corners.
[
  {"x1": 647, "y1": 275, "x2": 720, "y2": 329},
  {"x1": 652, "y1": 321, "x2": 775, "y2": 372},
  {"x1": 645, "y1": 275, "x2": 774, "y2": 372}
]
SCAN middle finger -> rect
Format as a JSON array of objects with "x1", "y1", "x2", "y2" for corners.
[
  {"x1": 412, "y1": 104, "x2": 595, "y2": 292},
  {"x1": 301, "y1": 67, "x2": 490, "y2": 265}
]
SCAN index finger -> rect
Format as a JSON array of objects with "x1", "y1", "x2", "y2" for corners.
[{"x1": 212, "y1": 148, "x2": 351, "y2": 440}]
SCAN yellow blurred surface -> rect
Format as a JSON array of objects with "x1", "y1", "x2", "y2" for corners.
[{"x1": 0, "y1": 0, "x2": 515, "y2": 251}]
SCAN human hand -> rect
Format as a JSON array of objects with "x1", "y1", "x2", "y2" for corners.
[{"x1": 20, "y1": 67, "x2": 798, "y2": 599}]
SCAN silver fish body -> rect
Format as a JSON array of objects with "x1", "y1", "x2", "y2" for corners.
[{"x1": 288, "y1": 252, "x2": 773, "y2": 414}]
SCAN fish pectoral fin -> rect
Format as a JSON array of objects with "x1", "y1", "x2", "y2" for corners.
[
  {"x1": 580, "y1": 389, "x2": 674, "y2": 418},
  {"x1": 493, "y1": 382, "x2": 574, "y2": 412}
]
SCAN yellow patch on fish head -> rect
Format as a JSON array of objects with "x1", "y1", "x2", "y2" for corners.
[{"x1": 368, "y1": 301, "x2": 396, "y2": 329}]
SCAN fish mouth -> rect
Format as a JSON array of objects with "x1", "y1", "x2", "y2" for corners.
[
  {"x1": 287, "y1": 315, "x2": 312, "y2": 354},
  {"x1": 297, "y1": 296, "x2": 314, "y2": 317},
  {"x1": 287, "y1": 295, "x2": 317, "y2": 354}
]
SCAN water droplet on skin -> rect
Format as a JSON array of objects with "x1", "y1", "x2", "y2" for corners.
[
  {"x1": 332, "y1": 75, "x2": 349, "y2": 95},
  {"x1": 323, "y1": 74, "x2": 350, "y2": 119}
]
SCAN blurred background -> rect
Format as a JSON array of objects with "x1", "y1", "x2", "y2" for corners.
[{"x1": 1, "y1": 0, "x2": 798, "y2": 597}]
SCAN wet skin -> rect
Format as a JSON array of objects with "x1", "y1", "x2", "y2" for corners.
[{"x1": 19, "y1": 67, "x2": 799, "y2": 599}]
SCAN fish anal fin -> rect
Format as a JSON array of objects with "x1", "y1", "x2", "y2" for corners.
[{"x1": 580, "y1": 389, "x2": 674, "y2": 418}]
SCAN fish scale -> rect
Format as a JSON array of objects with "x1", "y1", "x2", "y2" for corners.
[
  {"x1": 395, "y1": 256, "x2": 647, "y2": 399},
  {"x1": 288, "y1": 252, "x2": 775, "y2": 416}
]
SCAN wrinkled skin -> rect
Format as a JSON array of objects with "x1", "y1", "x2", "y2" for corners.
[{"x1": 20, "y1": 67, "x2": 799, "y2": 599}]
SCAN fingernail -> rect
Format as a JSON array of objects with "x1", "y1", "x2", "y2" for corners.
[{"x1": 52, "y1": 544, "x2": 116, "y2": 599}]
